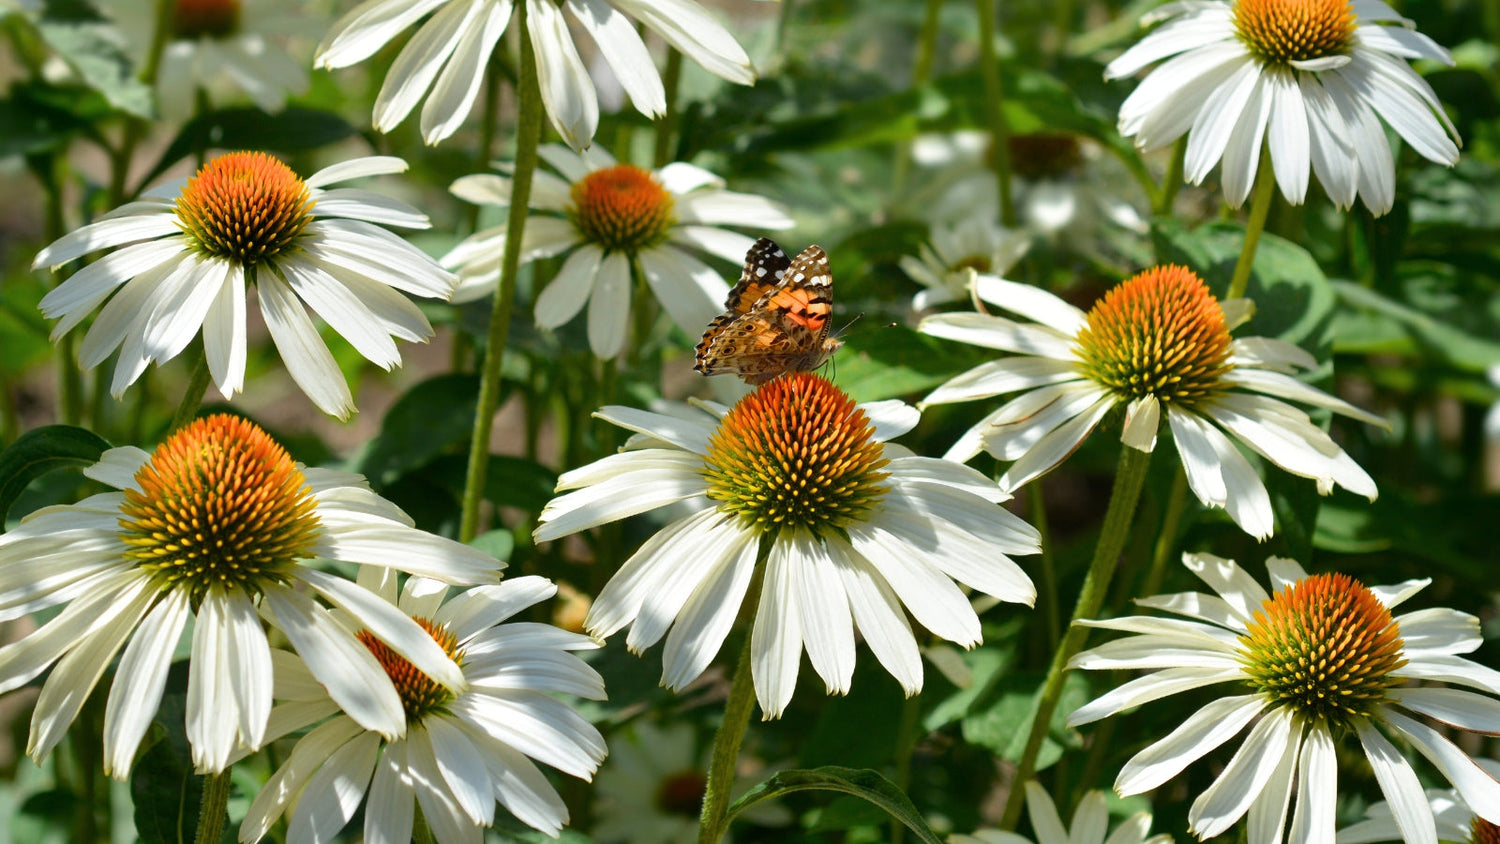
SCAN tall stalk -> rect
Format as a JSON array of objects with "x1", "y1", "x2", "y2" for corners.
[{"x1": 459, "y1": 6, "x2": 544, "y2": 543}]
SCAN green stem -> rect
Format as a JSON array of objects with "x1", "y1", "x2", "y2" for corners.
[
  {"x1": 1224, "y1": 158, "x2": 1276, "y2": 301},
  {"x1": 697, "y1": 560, "x2": 767, "y2": 844},
  {"x1": 111, "y1": 0, "x2": 174, "y2": 204},
  {"x1": 893, "y1": 0, "x2": 944, "y2": 198},
  {"x1": 889, "y1": 689, "x2": 924, "y2": 844},
  {"x1": 974, "y1": 0, "x2": 1017, "y2": 227},
  {"x1": 39, "y1": 153, "x2": 83, "y2": 427},
  {"x1": 1155, "y1": 137, "x2": 1186, "y2": 217},
  {"x1": 169, "y1": 348, "x2": 212, "y2": 434},
  {"x1": 1029, "y1": 483, "x2": 1059, "y2": 654},
  {"x1": 459, "y1": 5, "x2": 543, "y2": 544},
  {"x1": 997, "y1": 445, "x2": 1153, "y2": 830},
  {"x1": 1140, "y1": 468, "x2": 1189, "y2": 599},
  {"x1": 653, "y1": 49, "x2": 684, "y2": 168},
  {"x1": 193, "y1": 769, "x2": 232, "y2": 844},
  {"x1": 1049, "y1": 0, "x2": 1076, "y2": 65}
]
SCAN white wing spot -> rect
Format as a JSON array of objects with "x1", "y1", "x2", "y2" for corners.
[
  {"x1": 755, "y1": 267, "x2": 767, "y2": 277},
  {"x1": 793, "y1": 272, "x2": 805, "y2": 282}
]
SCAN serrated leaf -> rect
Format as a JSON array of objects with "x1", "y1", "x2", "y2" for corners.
[
  {"x1": 0, "y1": 425, "x2": 110, "y2": 526},
  {"x1": 726, "y1": 766, "x2": 943, "y2": 844}
]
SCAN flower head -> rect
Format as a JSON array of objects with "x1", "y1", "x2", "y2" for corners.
[
  {"x1": 443, "y1": 145, "x2": 793, "y2": 359},
  {"x1": 920, "y1": 265, "x2": 1383, "y2": 539},
  {"x1": 1069, "y1": 553, "x2": 1500, "y2": 844},
  {"x1": 33, "y1": 152, "x2": 454, "y2": 419},
  {"x1": 1105, "y1": 0, "x2": 1461, "y2": 214},
  {"x1": 314, "y1": 0, "x2": 755, "y2": 148},
  {"x1": 533, "y1": 373, "x2": 1039, "y2": 717},
  {"x1": 953, "y1": 782, "x2": 1171, "y2": 844},
  {"x1": 109, "y1": 0, "x2": 313, "y2": 120},
  {"x1": 239, "y1": 572, "x2": 606, "y2": 842},
  {"x1": 0, "y1": 414, "x2": 500, "y2": 778},
  {"x1": 899, "y1": 216, "x2": 1030, "y2": 311}
]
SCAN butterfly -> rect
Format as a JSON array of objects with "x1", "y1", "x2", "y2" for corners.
[{"x1": 693, "y1": 237, "x2": 843, "y2": 385}]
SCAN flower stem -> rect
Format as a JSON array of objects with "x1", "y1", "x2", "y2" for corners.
[
  {"x1": 1154, "y1": 137, "x2": 1186, "y2": 217},
  {"x1": 997, "y1": 445, "x2": 1152, "y2": 830},
  {"x1": 974, "y1": 0, "x2": 1017, "y2": 228},
  {"x1": 1140, "y1": 467, "x2": 1189, "y2": 599},
  {"x1": 892, "y1": 0, "x2": 944, "y2": 197},
  {"x1": 1028, "y1": 483, "x2": 1060, "y2": 654},
  {"x1": 169, "y1": 347, "x2": 212, "y2": 434},
  {"x1": 1224, "y1": 157, "x2": 1276, "y2": 301},
  {"x1": 459, "y1": 3, "x2": 543, "y2": 544},
  {"x1": 653, "y1": 48, "x2": 684, "y2": 168},
  {"x1": 697, "y1": 557, "x2": 767, "y2": 844},
  {"x1": 193, "y1": 769, "x2": 232, "y2": 844}
]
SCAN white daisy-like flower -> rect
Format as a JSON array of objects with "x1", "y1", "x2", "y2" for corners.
[
  {"x1": 952, "y1": 781, "x2": 1170, "y2": 844},
  {"x1": 592, "y1": 720, "x2": 790, "y2": 844},
  {"x1": 899, "y1": 216, "x2": 1030, "y2": 311},
  {"x1": 906, "y1": 130, "x2": 1148, "y2": 244},
  {"x1": 0, "y1": 414, "x2": 500, "y2": 779},
  {"x1": 533, "y1": 372, "x2": 1040, "y2": 718},
  {"x1": 442, "y1": 144, "x2": 793, "y2": 359},
  {"x1": 112, "y1": 0, "x2": 313, "y2": 120},
  {"x1": 1068, "y1": 552, "x2": 1500, "y2": 844},
  {"x1": 1338, "y1": 760, "x2": 1500, "y2": 844},
  {"x1": 314, "y1": 0, "x2": 755, "y2": 148},
  {"x1": 238, "y1": 570, "x2": 606, "y2": 842},
  {"x1": 1105, "y1": 0, "x2": 1461, "y2": 214},
  {"x1": 32, "y1": 151, "x2": 455, "y2": 419},
  {"x1": 919, "y1": 264, "x2": 1383, "y2": 539}
]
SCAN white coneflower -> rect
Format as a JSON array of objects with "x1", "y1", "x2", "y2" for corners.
[
  {"x1": 239, "y1": 572, "x2": 605, "y2": 842},
  {"x1": 534, "y1": 373, "x2": 1039, "y2": 717},
  {"x1": 920, "y1": 264, "x2": 1383, "y2": 539},
  {"x1": 1070, "y1": 553, "x2": 1500, "y2": 844},
  {"x1": 314, "y1": 0, "x2": 755, "y2": 147},
  {"x1": 443, "y1": 144, "x2": 792, "y2": 359},
  {"x1": 0, "y1": 415, "x2": 500, "y2": 778},
  {"x1": 33, "y1": 152, "x2": 454, "y2": 419},
  {"x1": 1105, "y1": 0, "x2": 1460, "y2": 214},
  {"x1": 899, "y1": 216, "x2": 1030, "y2": 311}
]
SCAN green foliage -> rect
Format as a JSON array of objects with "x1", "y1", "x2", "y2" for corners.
[
  {"x1": 0, "y1": 424, "x2": 109, "y2": 526},
  {"x1": 727, "y1": 767, "x2": 945, "y2": 844}
]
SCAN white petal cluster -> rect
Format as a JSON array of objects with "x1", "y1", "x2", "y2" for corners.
[
  {"x1": 1107, "y1": 0, "x2": 1459, "y2": 214},
  {"x1": 315, "y1": 0, "x2": 754, "y2": 148},
  {"x1": 0, "y1": 446, "x2": 500, "y2": 780},
  {"x1": 1069, "y1": 553, "x2": 1500, "y2": 844},
  {"x1": 443, "y1": 144, "x2": 794, "y2": 359},
  {"x1": 534, "y1": 393, "x2": 1039, "y2": 717}
]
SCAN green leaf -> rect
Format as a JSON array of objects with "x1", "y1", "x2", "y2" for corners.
[
  {"x1": 961, "y1": 670, "x2": 1089, "y2": 770},
  {"x1": 357, "y1": 373, "x2": 482, "y2": 486},
  {"x1": 0, "y1": 424, "x2": 110, "y2": 526},
  {"x1": 1151, "y1": 219, "x2": 1336, "y2": 350},
  {"x1": 139, "y1": 106, "x2": 359, "y2": 189},
  {"x1": 37, "y1": 4, "x2": 153, "y2": 119},
  {"x1": 726, "y1": 767, "x2": 943, "y2": 844},
  {"x1": 132, "y1": 666, "x2": 200, "y2": 844},
  {"x1": 1332, "y1": 280, "x2": 1500, "y2": 373},
  {"x1": 836, "y1": 325, "x2": 991, "y2": 403}
]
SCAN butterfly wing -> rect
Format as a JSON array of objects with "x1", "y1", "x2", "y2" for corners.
[{"x1": 695, "y1": 242, "x2": 840, "y2": 384}]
